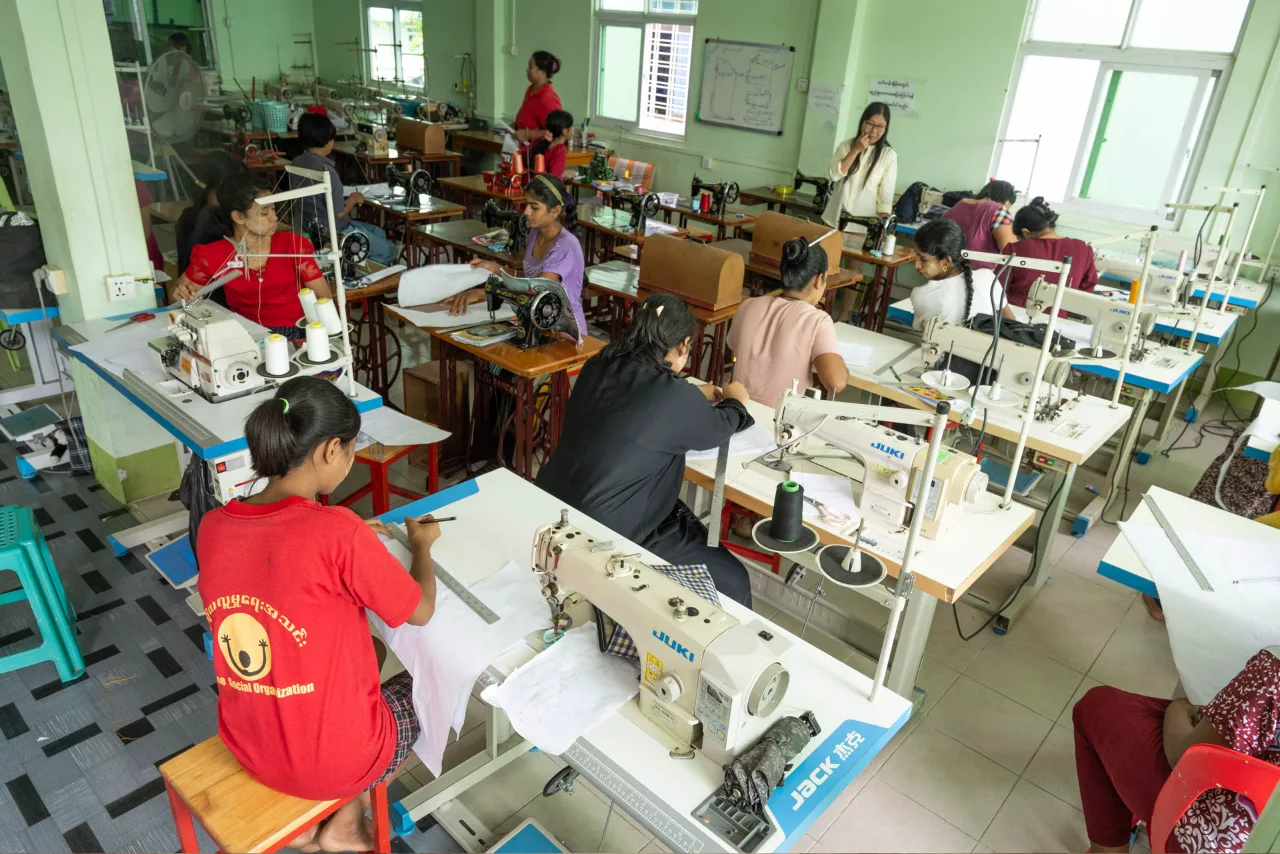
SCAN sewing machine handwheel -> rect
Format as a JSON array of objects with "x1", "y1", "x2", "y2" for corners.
[
  {"x1": 725, "y1": 182, "x2": 740, "y2": 204},
  {"x1": 641, "y1": 192, "x2": 661, "y2": 219},
  {"x1": 542, "y1": 766, "x2": 579, "y2": 797}
]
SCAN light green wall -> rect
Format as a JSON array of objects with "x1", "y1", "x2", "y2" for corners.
[
  {"x1": 313, "y1": 0, "x2": 362, "y2": 85},
  {"x1": 211, "y1": 0, "x2": 316, "y2": 90}
]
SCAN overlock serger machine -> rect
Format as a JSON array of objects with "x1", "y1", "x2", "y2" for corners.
[
  {"x1": 483, "y1": 272, "x2": 581, "y2": 347},
  {"x1": 159, "y1": 303, "x2": 266, "y2": 402},
  {"x1": 531, "y1": 510, "x2": 794, "y2": 766}
]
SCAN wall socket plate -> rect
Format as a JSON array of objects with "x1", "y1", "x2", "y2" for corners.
[
  {"x1": 797, "y1": 77, "x2": 809, "y2": 92},
  {"x1": 701, "y1": 157, "x2": 714, "y2": 169},
  {"x1": 106, "y1": 274, "x2": 135, "y2": 302}
]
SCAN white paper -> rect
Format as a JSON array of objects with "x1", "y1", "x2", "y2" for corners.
[
  {"x1": 687, "y1": 422, "x2": 778, "y2": 460},
  {"x1": 371, "y1": 555, "x2": 549, "y2": 775},
  {"x1": 791, "y1": 471, "x2": 860, "y2": 524},
  {"x1": 346, "y1": 183, "x2": 396, "y2": 202},
  {"x1": 867, "y1": 78, "x2": 917, "y2": 115},
  {"x1": 387, "y1": 302, "x2": 516, "y2": 329},
  {"x1": 807, "y1": 83, "x2": 844, "y2": 117},
  {"x1": 838, "y1": 341, "x2": 874, "y2": 368},
  {"x1": 645, "y1": 221, "x2": 680, "y2": 237},
  {"x1": 355, "y1": 406, "x2": 450, "y2": 451},
  {"x1": 585, "y1": 261, "x2": 639, "y2": 295},
  {"x1": 397, "y1": 264, "x2": 490, "y2": 307},
  {"x1": 352, "y1": 264, "x2": 406, "y2": 287},
  {"x1": 480, "y1": 623, "x2": 639, "y2": 755}
]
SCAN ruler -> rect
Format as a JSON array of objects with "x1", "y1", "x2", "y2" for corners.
[
  {"x1": 1141, "y1": 494, "x2": 1213, "y2": 592},
  {"x1": 387, "y1": 524, "x2": 500, "y2": 624}
]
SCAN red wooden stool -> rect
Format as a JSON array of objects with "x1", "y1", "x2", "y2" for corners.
[{"x1": 323, "y1": 442, "x2": 438, "y2": 515}]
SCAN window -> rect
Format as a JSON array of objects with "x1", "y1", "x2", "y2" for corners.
[
  {"x1": 991, "y1": 0, "x2": 1251, "y2": 222},
  {"x1": 363, "y1": 2, "x2": 425, "y2": 91},
  {"x1": 593, "y1": 0, "x2": 697, "y2": 137}
]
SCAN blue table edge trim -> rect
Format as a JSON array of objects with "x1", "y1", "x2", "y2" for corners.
[
  {"x1": 888, "y1": 302, "x2": 1228, "y2": 345},
  {"x1": 0, "y1": 306, "x2": 60, "y2": 324},
  {"x1": 1244, "y1": 444, "x2": 1272, "y2": 462},
  {"x1": 375, "y1": 477, "x2": 481, "y2": 525},
  {"x1": 1097, "y1": 558, "x2": 1158, "y2": 599}
]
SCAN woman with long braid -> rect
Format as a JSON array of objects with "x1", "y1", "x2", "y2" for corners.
[{"x1": 908, "y1": 219, "x2": 1015, "y2": 330}]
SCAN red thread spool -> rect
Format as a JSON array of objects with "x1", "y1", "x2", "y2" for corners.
[
  {"x1": 534, "y1": 154, "x2": 546, "y2": 174},
  {"x1": 512, "y1": 152, "x2": 525, "y2": 174},
  {"x1": 699, "y1": 192, "x2": 711, "y2": 213}
]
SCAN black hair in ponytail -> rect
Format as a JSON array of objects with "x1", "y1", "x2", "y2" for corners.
[
  {"x1": 915, "y1": 218, "x2": 976, "y2": 322},
  {"x1": 599, "y1": 293, "x2": 695, "y2": 369},
  {"x1": 974, "y1": 180, "x2": 1017, "y2": 205},
  {"x1": 244, "y1": 376, "x2": 360, "y2": 478},
  {"x1": 525, "y1": 173, "x2": 577, "y2": 230},
  {"x1": 531, "y1": 50, "x2": 560, "y2": 79},
  {"x1": 1012, "y1": 196, "x2": 1059, "y2": 238},
  {"x1": 779, "y1": 237, "x2": 828, "y2": 292},
  {"x1": 529, "y1": 110, "x2": 574, "y2": 159},
  {"x1": 213, "y1": 173, "x2": 270, "y2": 238}
]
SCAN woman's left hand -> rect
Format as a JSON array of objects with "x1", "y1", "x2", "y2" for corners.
[{"x1": 365, "y1": 518, "x2": 392, "y2": 538}]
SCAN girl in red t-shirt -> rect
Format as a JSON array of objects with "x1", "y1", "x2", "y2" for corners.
[
  {"x1": 174, "y1": 173, "x2": 330, "y2": 340},
  {"x1": 520, "y1": 109, "x2": 574, "y2": 179},
  {"x1": 197, "y1": 377, "x2": 440, "y2": 852}
]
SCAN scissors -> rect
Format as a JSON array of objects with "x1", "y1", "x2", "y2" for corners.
[{"x1": 105, "y1": 312, "x2": 156, "y2": 333}]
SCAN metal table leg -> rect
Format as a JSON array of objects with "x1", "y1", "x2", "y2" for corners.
[
  {"x1": 886, "y1": 591, "x2": 936, "y2": 702},
  {"x1": 1141, "y1": 377, "x2": 1190, "y2": 462},
  {"x1": 1075, "y1": 388, "x2": 1151, "y2": 536}
]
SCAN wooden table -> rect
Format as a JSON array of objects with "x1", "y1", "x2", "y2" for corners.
[
  {"x1": 415, "y1": 218, "x2": 525, "y2": 273},
  {"x1": 357, "y1": 195, "x2": 466, "y2": 266},
  {"x1": 246, "y1": 154, "x2": 290, "y2": 176},
  {"x1": 401, "y1": 148, "x2": 463, "y2": 179},
  {"x1": 661, "y1": 197, "x2": 758, "y2": 241},
  {"x1": 448, "y1": 128, "x2": 608, "y2": 168},
  {"x1": 332, "y1": 141, "x2": 412, "y2": 184},
  {"x1": 199, "y1": 122, "x2": 297, "y2": 141},
  {"x1": 738, "y1": 185, "x2": 824, "y2": 218},
  {"x1": 840, "y1": 234, "x2": 918, "y2": 332},
  {"x1": 709, "y1": 238, "x2": 862, "y2": 315},
  {"x1": 577, "y1": 204, "x2": 689, "y2": 264},
  {"x1": 437, "y1": 174, "x2": 524, "y2": 218},
  {"x1": 428, "y1": 329, "x2": 604, "y2": 479}
]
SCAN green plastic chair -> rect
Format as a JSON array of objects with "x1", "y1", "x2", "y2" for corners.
[{"x1": 0, "y1": 506, "x2": 84, "y2": 682}]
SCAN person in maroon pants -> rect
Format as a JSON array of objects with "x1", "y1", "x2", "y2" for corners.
[{"x1": 1073, "y1": 647, "x2": 1280, "y2": 853}]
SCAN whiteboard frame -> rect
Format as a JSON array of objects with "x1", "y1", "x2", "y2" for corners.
[{"x1": 696, "y1": 38, "x2": 796, "y2": 136}]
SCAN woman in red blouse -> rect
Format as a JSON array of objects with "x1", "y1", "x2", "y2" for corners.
[
  {"x1": 1006, "y1": 196, "x2": 1098, "y2": 308},
  {"x1": 512, "y1": 51, "x2": 563, "y2": 144},
  {"x1": 174, "y1": 173, "x2": 329, "y2": 340}
]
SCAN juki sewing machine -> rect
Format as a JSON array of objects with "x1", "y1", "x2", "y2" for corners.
[
  {"x1": 690, "y1": 175, "x2": 741, "y2": 217},
  {"x1": 792, "y1": 171, "x2": 831, "y2": 209},
  {"x1": 610, "y1": 187, "x2": 661, "y2": 230},
  {"x1": 531, "y1": 510, "x2": 794, "y2": 766},
  {"x1": 386, "y1": 164, "x2": 434, "y2": 201},
  {"x1": 482, "y1": 198, "x2": 529, "y2": 252},
  {"x1": 769, "y1": 387, "x2": 989, "y2": 539},
  {"x1": 306, "y1": 220, "x2": 371, "y2": 282},
  {"x1": 158, "y1": 303, "x2": 266, "y2": 403},
  {"x1": 1025, "y1": 279, "x2": 1154, "y2": 361},
  {"x1": 484, "y1": 273, "x2": 580, "y2": 347},
  {"x1": 354, "y1": 123, "x2": 390, "y2": 156}
]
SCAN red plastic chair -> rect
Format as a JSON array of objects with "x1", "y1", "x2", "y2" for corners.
[{"x1": 1150, "y1": 744, "x2": 1280, "y2": 853}]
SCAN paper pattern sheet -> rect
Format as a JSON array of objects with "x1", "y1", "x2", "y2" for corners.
[
  {"x1": 355, "y1": 407, "x2": 450, "y2": 451},
  {"x1": 838, "y1": 341, "x2": 875, "y2": 369},
  {"x1": 397, "y1": 264, "x2": 490, "y2": 308},
  {"x1": 370, "y1": 553, "x2": 549, "y2": 775},
  {"x1": 481, "y1": 623, "x2": 639, "y2": 755},
  {"x1": 387, "y1": 302, "x2": 516, "y2": 329}
]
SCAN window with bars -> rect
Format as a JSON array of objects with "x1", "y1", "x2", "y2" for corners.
[
  {"x1": 594, "y1": 0, "x2": 697, "y2": 137},
  {"x1": 363, "y1": 2, "x2": 425, "y2": 92},
  {"x1": 991, "y1": 0, "x2": 1250, "y2": 222}
]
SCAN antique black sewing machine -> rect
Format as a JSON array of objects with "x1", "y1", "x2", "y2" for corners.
[
  {"x1": 482, "y1": 199, "x2": 530, "y2": 253},
  {"x1": 385, "y1": 164, "x2": 434, "y2": 200},
  {"x1": 610, "y1": 188, "x2": 661, "y2": 230},
  {"x1": 690, "y1": 175, "x2": 741, "y2": 217},
  {"x1": 793, "y1": 170, "x2": 832, "y2": 209},
  {"x1": 483, "y1": 273, "x2": 581, "y2": 348},
  {"x1": 581, "y1": 151, "x2": 615, "y2": 182},
  {"x1": 306, "y1": 220, "x2": 371, "y2": 281},
  {"x1": 839, "y1": 213, "x2": 898, "y2": 253}
]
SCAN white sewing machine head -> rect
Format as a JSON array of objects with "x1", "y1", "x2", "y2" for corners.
[
  {"x1": 162, "y1": 303, "x2": 265, "y2": 403},
  {"x1": 531, "y1": 512, "x2": 792, "y2": 766},
  {"x1": 1025, "y1": 279, "x2": 1154, "y2": 360},
  {"x1": 773, "y1": 388, "x2": 987, "y2": 539}
]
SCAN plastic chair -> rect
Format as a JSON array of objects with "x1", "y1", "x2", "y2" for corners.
[
  {"x1": 1150, "y1": 743, "x2": 1280, "y2": 853},
  {"x1": 608, "y1": 157, "x2": 655, "y2": 193},
  {"x1": 0, "y1": 506, "x2": 84, "y2": 682}
]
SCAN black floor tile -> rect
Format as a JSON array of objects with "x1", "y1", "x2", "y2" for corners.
[
  {"x1": 135, "y1": 595, "x2": 171, "y2": 626},
  {"x1": 104, "y1": 777, "x2": 166, "y2": 819},
  {"x1": 5, "y1": 774, "x2": 50, "y2": 825},
  {"x1": 33, "y1": 507, "x2": 54, "y2": 527},
  {"x1": 30, "y1": 477, "x2": 51, "y2": 494},
  {"x1": 0, "y1": 626, "x2": 34, "y2": 648},
  {"x1": 0, "y1": 702, "x2": 28, "y2": 739},
  {"x1": 43, "y1": 531, "x2": 65, "y2": 543},
  {"x1": 152, "y1": 744, "x2": 193, "y2": 769},
  {"x1": 62, "y1": 821, "x2": 101, "y2": 853},
  {"x1": 118, "y1": 552, "x2": 147, "y2": 574},
  {"x1": 114, "y1": 719, "x2": 155, "y2": 744},
  {"x1": 30, "y1": 673, "x2": 89, "y2": 701},
  {"x1": 75, "y1": 599, "x2": 125, "y2": 621},
  {"x1": 41, "y1": 723, "x2": 102, "y2": 757},
  {"x1": 183, "y1": 624, "x2": 207, "y2": 653},
  {"x1": 75, "y1": 529, "x2": 104, "y2": 553},
  {"x1": 83, "y1": 645, "x2": 120, "y2": 667},
  {"x1": 80, "y1": 570, "x2": 111, "y2": 594},
  {"x1": 141, "y1": 684, "x2": 200, "y2": 716},
  {"x1": 146, "y1": 648, "x2": 183, "y2": 678},
  {"x1": 62, "y1": 494, "x2": 87, "y2": 513}
]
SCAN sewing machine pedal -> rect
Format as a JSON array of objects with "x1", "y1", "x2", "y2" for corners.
[
  {"x1": 979, "y1": 457, "x2": 1041, "y2": 497},
  {"x1": 541, "y1": 766, "x2": 579, "y2": 797}
]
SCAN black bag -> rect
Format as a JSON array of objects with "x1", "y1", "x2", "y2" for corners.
[
  {"x1": 941, "y1": 189, "x2": 975, "y2": 207},
  {"x1": 0, "y1": 211, "x2": 54, "y2": 310},
  {"x1": 894, "y1": 181, "x2": 932, "y2": 223},
  {"x1": 178, "y1": 454, "x2": 219, "y2": 565},
  {"x1": 935, "y1": 315, "x2": 1075, "y2": 387}
]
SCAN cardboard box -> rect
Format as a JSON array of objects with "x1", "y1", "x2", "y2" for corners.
[
  {"x1": 637, "y1": 234, "x2": 745, "y2": 311},
  {"x1": 402, "y1": 360, "x2": 470, "y2": 470},
  {"x1": 396, "y1": 118, "x2": 447, "y2": 154},
  {"x1": 749, "y1": 211, "x2": 843, "y2": 276}
]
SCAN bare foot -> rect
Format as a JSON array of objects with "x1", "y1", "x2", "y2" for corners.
[
  {"x1": 317, "y1": 795, "x2": 374, "y2": 853},
  {"x1": 1142, "y1": 593, "x2": 1165, "y2": 622},
  {"x1": 286, "y1": 825, "x2": 320, "y2": 852}
]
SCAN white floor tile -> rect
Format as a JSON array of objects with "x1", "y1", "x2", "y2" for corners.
[
  {"x1": 1032, "y1": 572, "x2": 1132, "y2": 633},
  {"x1": 925, "y1": 604, "x2": 994, "y2": 673},
  {"x1": 455, "y1": 750, "x2": 560, "y2": 830},
  {"x1": 1022, "y1": 724, "x2": 1082, "y2": 810},
  {"x1": 639, "y1": 839, "x2": 672, "y2": 854},
  {"x1": 964, "y1": 639, "x2": 1085, "y2": 720},
  {"x1": 792, "y1": 834, "x2": 820, "y2": 853},
  {"x1": 922, "y1": 676, "x2": 1055, "y2": 774},
  {"x1": 1055, "y1": 540, "x2": 1138, "y2": 601},
  {"x1": 916, "y1": 657, "x2": 960, "y2": 718},
  {"x1": 1002, "y1": 596, "x2": 1114, "y2": 674},
  {"x1": 1057, "y1": 677, "x2": 1102, "y2": 727},
  {"x1": 1109, "y1": 596, "x2": 1174, "y2": 662},
  {"x1": 1088, "y1": 635, "x2": 1179, "y2": 699},
  {"x1": 875, "y1": 726, "x2": 1017, "y2": 839},
  {"x1": 978, "y1": 779, "x2": 1088, "y2": 853},
  {"x1": 814, "y1": 779, "x2": 977, "y2": 853},
  {"x1": 493, "y1": 786, "x2": 652, "y2": 853}
]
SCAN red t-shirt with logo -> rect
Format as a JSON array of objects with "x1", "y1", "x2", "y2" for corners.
[{"x1": 196, "y1": 496, "x2": 422, "y2": 799}]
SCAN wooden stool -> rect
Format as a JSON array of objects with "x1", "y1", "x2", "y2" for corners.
[
  {"x1": 160, "y1": 736, "x2": 391, "y2": 853},
  {"x1": 323, "y1": 442, "x2": 437, "y2": 515}
]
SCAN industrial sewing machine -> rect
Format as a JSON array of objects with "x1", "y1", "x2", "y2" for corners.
[
  {"x1": 483, "y1": 272, "x2": 580, "y2": 347},
  {"x1": 354, "y1": 122, "x2": 390, "y2": 156},
  {"x1": 1025, "y1": 279, "x2": 1154, "y2": 361},
  {"x1": 482, "y1": 199, "x2": 529, "y2": 252},
  {"x1": 690, "y1": 175, "x2": 741, "y2": 217},
  {"x1": 531, "y1": 510, "x2": 794, "y2": 766},
  {"x1": 769, "y1": 387, "x2": 989, "y2": 539},
  {"x1": 306, "y1": 220, "x2": 371, "y2": 282},
  {"x1": 793, "y1": 170, "x2": 831, "y2": 209},
  {"x1": 158, "y1": 303, "x2": 266, "y2": 403},
  {"x1": 581, "y1": 151, "x2": 615, "y2": 183},
  {"x1": 385, "y1": 164, "x2": 434, "y2": 201},
  {"x1": 610, "y1": 187, "x2": 661, "y2": 230}
]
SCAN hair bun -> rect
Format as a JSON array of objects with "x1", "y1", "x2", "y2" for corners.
[
  {"x1": 781, "y1": 237, "x2": 809, "y2": 265},
  {"x1": 1031, "y1": 196, "x2": 1049, "y2": 209}
]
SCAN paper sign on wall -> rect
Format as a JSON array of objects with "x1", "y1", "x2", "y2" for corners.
[
  {"x1": 807, "y1": 83, "x2": 844, "y2": 117},
  {"x1": 868, "y1": 78, "x2": 917, "y2": 115}
]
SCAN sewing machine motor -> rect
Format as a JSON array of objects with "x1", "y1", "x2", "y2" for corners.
[
  {"x1": 386, "y1": 164, "x2": 434, "y2": 201},
  {"x1": 792, "y1": 171, "x2": 831, "y2": 209},
  {"x1": 531, "y1": 513, "x2": 793, "y2": 766},
  {"x1": 482, "y1": 198, "x2": 530, "y2": 253},
  {"x1": 160, "y1": 303, "x2": 266, "y2": 403},
  {"x1": 690, "y1": 175, "x2": 741, "y2": 217}
]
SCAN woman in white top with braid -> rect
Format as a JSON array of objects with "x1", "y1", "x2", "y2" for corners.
[{"x1": 821, "y1": 102, "x2": 898, "y2": 227}]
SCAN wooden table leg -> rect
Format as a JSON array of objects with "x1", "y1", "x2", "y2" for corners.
[
  {"x1": 515, "y1": 376, "x2": 533, "y2": 480},
  {"x1": 547, "y1": 370, "x2": 570, "y2": 454},
  {"x1": 709, "y1": 320, "x2": 729, "y2": 384}
]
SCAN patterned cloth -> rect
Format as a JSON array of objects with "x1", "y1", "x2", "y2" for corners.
[
  {"x1": 373, "y1": 672, "x2": 420, "y2": 787},
  {"x1": 1189, "y1": 424, "x2": 1275, "y2": 519},
  {"x1": 603, "y1": 564, "x2": 721, "y2": 662},
  {"x1": 991, "y1": 206, "x2": 1013, "y2": 231},
  {"x1": 1172, "y1": 648, "x2": 1280, "y2": 853}
]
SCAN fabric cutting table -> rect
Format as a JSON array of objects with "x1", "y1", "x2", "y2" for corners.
[{"x1": 376, "y1": 469, "x2": 913, "y2": 853}]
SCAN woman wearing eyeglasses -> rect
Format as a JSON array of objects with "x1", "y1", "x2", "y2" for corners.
[{"x1": 820, "y1": 102, "x2": 897, "y2": 228}]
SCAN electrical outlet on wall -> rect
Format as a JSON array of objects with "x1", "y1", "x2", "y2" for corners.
[
  {"x1": 797, "y1": 77, "x2": 809, "y2": 92},
  {"x1": 106, "y1": 274, "x2": 135, "y2": 302},
  {"x1": 701, "y1": 157, "x2": 714, "y2": 169}
]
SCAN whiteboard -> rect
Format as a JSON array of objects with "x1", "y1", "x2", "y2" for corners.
[{"x1": 697, "y1": 39, "x2": 795, "y2": 135}]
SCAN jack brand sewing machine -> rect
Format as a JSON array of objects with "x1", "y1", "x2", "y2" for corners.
[
  {"x1": 610, "y1": 187, "x2": 661, "y2": 230},
  {"x1": 690, "y1": 175, "x2": 741, "y2": 217},
  {"x1": 355, "y1": 123, "x2": 390, "y2": 156},
  {"x1": 484, "y1": 273, "x2": 580, "y2": 347},
  {"x1": 482, "y1": 199, "x2": 529, "y2": 252},
  {"x1": 158, "y1": 303, "x2": 266, "y2": 403},
  {"x1": 386, "y1": 164, "x2": 434, "y2": 201},
  {"x1": 793, "y1": 171, "x2": 831, "y2": 209}
]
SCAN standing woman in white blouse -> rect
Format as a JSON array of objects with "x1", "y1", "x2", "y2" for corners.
[{"x1": 821, "y1": 102, "x2": 897, "y2": 227}]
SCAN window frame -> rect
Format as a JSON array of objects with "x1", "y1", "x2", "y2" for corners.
[
  {"x1": 589, "y1": 1, "x2": 698, "y2": 141},
  {"x1": 361, "y1": 0, "x2": 426, "y2": 94},
  {"x1": 989, "y1": 0, "x2": 1250, "y2": 225}
]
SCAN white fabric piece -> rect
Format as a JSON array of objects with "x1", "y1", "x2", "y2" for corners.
[
  {"x1": 687, "y1": 422, "x2": 778, "y2": 460},
  {"x1": 387, "y1": 302, "x2": 516, "y2": 330},
  {"x1": 396, "y1": 264, "x2": 490, "y2": 308}
]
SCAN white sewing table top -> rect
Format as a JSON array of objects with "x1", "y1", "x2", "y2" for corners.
[{"x1": 1246, "y1": 397, "x2": 1280, "y2": 462}]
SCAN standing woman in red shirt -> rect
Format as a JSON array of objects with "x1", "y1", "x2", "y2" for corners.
[
  {"x1": 173, "y1": 173, "x2": 331, "y2": 341},
  {"x1": 1006, "y1": 196, "x2": 1098, "y2": 308},
  {"x1": 512, "y1": 51, "x2": 563, "y2": 144}
]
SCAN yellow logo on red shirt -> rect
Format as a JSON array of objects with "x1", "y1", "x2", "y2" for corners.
[{"x1": 217, "y1": 612, "x2": 273, "y2": 681}]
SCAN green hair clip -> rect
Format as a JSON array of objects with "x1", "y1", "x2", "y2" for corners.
[{"x1": 280, "y1": 398, "x2": 290, "y2": 414}]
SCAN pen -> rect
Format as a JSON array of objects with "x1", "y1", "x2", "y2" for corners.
[
  {"x1": 1233, "y1": 576, "x2": 1280, "y2": 585},
  {"x1": 412, "y1": 515, "x2": 457, "y2": 523}
]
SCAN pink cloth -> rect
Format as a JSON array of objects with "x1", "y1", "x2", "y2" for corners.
[
  {"x1": 944, "y1": 199, "x2": 1004, "y2": 269},
  {"x1": 727, "y1": 295, "x2": 838, "y2": 406}
]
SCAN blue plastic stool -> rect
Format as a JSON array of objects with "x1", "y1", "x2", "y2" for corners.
[{"x1": 0, "y1": 506, "x2": 84, "y2": 682}]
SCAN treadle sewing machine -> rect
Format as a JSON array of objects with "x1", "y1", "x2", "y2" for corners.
[
  {"x1": 482, "y1": 198, "x2": 529, "y2": 252},
  {"x1": 385, "y1": 164, "x2": 434, "y2": 200},
  {"x1": 306, "y1": 221, "x2": 371, "y2": 282},
  {"x1": 1025, "y1": 279, "x2": 1154, "y2": 362},
  {"x1": 690, "y1": 175, "x2": 741, "y2": 217},
  {"x1": 483, "y1": 273, "x2": 580, "y2": 347},
  {"x1": 792, "y1": 170, "x2": 831, "y2": 209},
  {"x1": 157, "y1": 303, "x2": 267, "y2": 403},
  {"x1": 610, "y1": 187, "x2": 661, "y2": 230}
]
